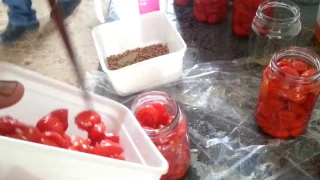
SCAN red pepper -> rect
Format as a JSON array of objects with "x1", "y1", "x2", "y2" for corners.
[
  {"x1": 232, "y1": 0, "x2": 264, "y2": 37},
  {"x1": 193, "y1": 0, "x2": 228, "y2": 24},
  {"x1": 0, "y1": 109, "x2": 125, "y2": 161},
  {"x1": 135, "y1": 102, "x2": 190, "y2": 179}
]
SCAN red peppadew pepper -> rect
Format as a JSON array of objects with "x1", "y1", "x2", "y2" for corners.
[
  {"x1": 134, "y1": 101, "x2": 190, "y2": 180},
  {"x1": 0, "y1": 109, "x2": 125, "y2": 161},
  {"x1": 75, "y1": 110, "x2": 101, "y2": 131},
  {"x1": 36, "y1": 115, "x2": 65, "y2": 135},
  {"x1": 232, "y1": 0, "x2": 264, "y2": 37},
  {"x1": 50, "y1": 109, "x2": 68, "y2": 131},
  {"x1": 135, "y1": 105, "x2": 159, "y2": 127},
  {"x1": 193, "y1": 0, "x2": 228, "y2": 24}
]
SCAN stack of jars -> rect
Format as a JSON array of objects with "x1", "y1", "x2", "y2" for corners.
[{"x1": 193, "y1": 0, "x2": 229, "y2": 24}]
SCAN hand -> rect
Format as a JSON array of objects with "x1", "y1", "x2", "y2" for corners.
[{"x1": 0, "y1": 81, "x2": 24, "y2": 109}]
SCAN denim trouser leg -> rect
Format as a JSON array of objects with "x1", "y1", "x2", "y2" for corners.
[{"x1": 2, "y1": 0, "x2": 38, "y2": 26}]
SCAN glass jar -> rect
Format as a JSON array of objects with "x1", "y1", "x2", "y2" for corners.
[
  {"x1": 131, "y1": 91, "x2": 190, "y2": 180},
  {"x1": 174, "y1": 0, "x2": 193, "y2": 6},
  {"x1": 193, "y1": 0, "x2": 228, "y2": 24},
  {"x1": 232, "y1": 0, "x2": 263, "y2": 37},
  {"x1": 292, "y1": 0, "x2": 320, "y2": 4},
  {"x1": 255, "y1": 46, "x2": 320, "y2": 138},
  {"x1": 246, "y1": 0, "x2": 301, "y2": 69}
]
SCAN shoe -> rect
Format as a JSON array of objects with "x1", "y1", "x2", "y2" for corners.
[
  {"x1": 0, "y1": 22, "x2": 39, "y2": 45},
  {"x1": 50, "y1": 0, "x2": 81, "y2": 19}
]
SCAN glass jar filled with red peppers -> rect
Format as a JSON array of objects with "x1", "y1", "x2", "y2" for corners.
[
  {"x1": 255, "y1": 46, "x2": 320, "y2": 138},
  {"x1": 131, "y1": 91, "x2": 190, "y2": 180},
  {"x1": 232, "y1": 0, "x2": 263, "y2": 36},
  {"x1": 193, "y1": 0, "x2": 229, "y2": 24}
]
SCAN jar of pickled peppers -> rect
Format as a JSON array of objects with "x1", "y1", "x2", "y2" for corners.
[
  {"x1": 232, "y1": 0, "x2": 263, "y2": 36},
  {"x1": 255, "y1": 46, "x2": 320, "y2": 138},
  {"x1": 174, "y1": 0, "x2": 192, "y2": 6},
  {"x1": 131, "y1": 91, "x2": 190, "y2": 180},
  {"x1": 193, "y1": 0, "x2": 228, "y2": 24}
]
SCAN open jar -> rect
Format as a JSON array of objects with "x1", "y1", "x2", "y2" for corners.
[
  {"x1": 193, "y1": 0, "x2": 228, "y2": 24},
  {"x1": 255, "y1": 46, "x2": 320, "y2": 138},
  {"x1": 131, "y1": 91, "x2": 190, "y2": 180},
  {"x1": 246, "y1": 0, "x2": 301, "y2": 69}
]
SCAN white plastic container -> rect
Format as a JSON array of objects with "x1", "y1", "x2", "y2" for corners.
[
  {"x1": 0, "y1": 62, "x2": 168, "y2": 180},
  {"x1": 92, "y1": 11, "x2": 187, "y2": 96}
]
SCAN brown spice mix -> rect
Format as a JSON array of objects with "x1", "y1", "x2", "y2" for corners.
[{"x1": 106, "y1": 43, "x2": 169, "y2": 70}]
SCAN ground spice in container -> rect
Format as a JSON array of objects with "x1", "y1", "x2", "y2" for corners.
[{"x1": 106, "y1": 43, "x2": 169, "y2": 70}]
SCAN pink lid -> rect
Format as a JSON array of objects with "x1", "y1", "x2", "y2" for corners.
[{"x1": 138, "y1": 0, "x2": 160, "y2": 14}]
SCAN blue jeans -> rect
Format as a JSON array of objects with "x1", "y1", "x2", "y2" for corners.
[{"x1": 3, "y1": 0, "x2": 72, "y2": 26}]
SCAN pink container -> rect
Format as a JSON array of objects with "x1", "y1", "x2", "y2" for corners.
[{"x1": 139, "y1": 0, "x2": 161, "y2": 14}]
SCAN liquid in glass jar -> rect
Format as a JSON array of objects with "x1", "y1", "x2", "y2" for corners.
[
  {"x1": 246, "y1": 0, "x2": 301, "y2": 70},
  {"x1": 255, "y1": 46, "x2": 320, "y2": 138}
]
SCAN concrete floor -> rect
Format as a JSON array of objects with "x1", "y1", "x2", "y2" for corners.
[{"x1": 0, "y1": 0, "x2": 110, "y2": 86}]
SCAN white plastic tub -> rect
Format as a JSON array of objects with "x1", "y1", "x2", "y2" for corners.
[
  {"x1": 0, "y1": 62, "x2": 168, "y2": 180},
  {"x1": 92, "y1": 11, "x2": 187, "y2": 96}
]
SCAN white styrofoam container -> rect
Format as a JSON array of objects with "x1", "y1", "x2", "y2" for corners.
[
  {"x1": 0, "y1": 62, "x2": 168, "y2": 180},
  {"x1": 92, "y1": 11, "x2": 187, "y2": 96}
]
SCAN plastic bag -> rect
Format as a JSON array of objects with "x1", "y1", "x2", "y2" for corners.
[{"x1": 84, "y1": 60, "x2": 320, "y2": 180}]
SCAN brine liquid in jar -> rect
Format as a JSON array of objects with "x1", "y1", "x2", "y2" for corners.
[
  {"x1": 246, "y1": 0, "x2": 301, "y2": 71},
  {"x1": 131, "y1": 91, "x2": 191, "y2": 180},
  {"x1": 255, "y1": 46, "x2": 320, "y2": 138}
]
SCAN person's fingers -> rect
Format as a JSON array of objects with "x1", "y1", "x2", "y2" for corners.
[{"x1": 0, "y1": 81, "x2": 24, "y2": 109}]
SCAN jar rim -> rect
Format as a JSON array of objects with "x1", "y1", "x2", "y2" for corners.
[
  {"x1": 270, "y1": 46, "x2": 320, "y2": 82},
  {"x1": 257, "y1": 0, "x2": 300, "y2": 26},
  {"x1": 131, "y1": 91, "x2": 180, "y2": 137}
]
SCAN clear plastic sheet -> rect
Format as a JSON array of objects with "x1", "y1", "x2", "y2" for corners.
[{"x1": 84, "y1": 60, "x2": 320, "y2": 180}]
